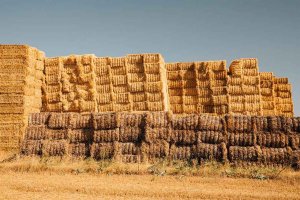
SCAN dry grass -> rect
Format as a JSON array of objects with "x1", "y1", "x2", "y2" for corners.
[{"x1": 0, "y1": 153, "x2": 300, "y2": 199}]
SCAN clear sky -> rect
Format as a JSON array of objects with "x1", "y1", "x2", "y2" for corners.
[{"x1": 0, "y1": 0, "x2": 299, "y2": 115}]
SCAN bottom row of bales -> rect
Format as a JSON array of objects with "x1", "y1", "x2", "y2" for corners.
[{"x1": 21, "y1": 112, "x2": 300, "y2": 166}]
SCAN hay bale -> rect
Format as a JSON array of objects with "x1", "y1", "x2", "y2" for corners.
[
  {"x1": 92, "y1": 112, "x2": 119, "y2": 130},
  {"x1": 118, "y1": 112, "x2": 145, "y2": 127},
  {"x1": 142, "y1": 140, "x2": 169, "y2": 159},
  {"x1": 145, "y1": 112, "x2": 170, "y2": 128},
  {"x1": 69, "y1": 113, "x2": 92, "y2": 129},
  {"x1": 171, "y1": 114, "x2": 199, "y2": 130},
  {"x1": 119, "y1": 142, "x2": 140, "y2": 155},
  {"x1": 197, "y1": 131, "x2": 226, "y2": 144},
  {"x1": 42, "y1": 140, "x2": 68, "y2": 156},
  {"x1": 170, "y1": 129, "x2": 197, "y2": 144},
  {"x1": 252, "y1": 116, "x2": 268, "y2": 132},
  {"x1": 228, "y1": 132, "x2": 257, "y2": 146},
  {"x1": 119, "y1": 127, "x2": 142, "y2": 142},
  {"x1": 291, "y1": 117, "x2": 300, "y2": 132},
  {"x1": 194, "y1": 142, "x2": 227, "y2": 161},
  {"x1": 25, "y1": 125, "x2": 46, "y2": 140},
  {"x1": 228, "y1": 146, "x2": 261, "y2": 162},
  {"x1": 144, "y1": 127, "x2": 171, "y2": 143},
  {"x1": 226, "y1": 115, "x2": 252, "y2": 132},
  {"x1": 93, "y1": 129, "x2": 120, "y2": 143},
  {"x1": 48, "y1": 113, "x2": 72, "y2": 129},
  {"x1": 169, "y1": 144, "x2": 196, "y2": 160},
  {"x1": 28, "y1": 112, "x2": 50, "y2": 125},
  {"x1": 21, "y1": 140, "x2": 42, "y2": 156},
  {"x1": 289, "y1": 134, "x2": 300, "y2": 150},
  {"x1": 121, "y1": 155, "x2": 141, "y2": 163},
  {"x1": 68, "y1": 143, "x2": 89, "y2": 157},
  {"x1": 90, "y1": 142, "x2": 116, "y2": 160},
  {"x1": 45, "y1": 129, "x2": 68, "y2": 140},
  {"x1": 257, "y1": 132, "x2": 289, "y2": 148},
  {"x1": 261, "y1": 147, "x2": 292, "y2": 165},
  {"x1": 68, "y1": 129, "x2": 93, "y2": 143},
  {"x1": 199, "y1": 115, "x2": 224, "y2": 131}
]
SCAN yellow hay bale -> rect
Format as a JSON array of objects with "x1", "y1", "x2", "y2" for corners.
[
  {"x1": 228, "y1": 146, "x2": 261, "y2": 162},
  {"x1": 128, "y1": 73, "x2": 145, "y2": 82},
  {"x1": 257, "y1": 132, "x2": 288, "y2": 148},
  {"x1": 168, "y1": 88, "x2": 183, "y2": 96},
  {"x1": 45, "y1": 74, "x2": 61, "y2": 85},
  {"x1": 131, "y1": 92, "x2": 146, "y2": 102},
  {"x1": 243, "y1": 69, "x2": 258, "y2": 76},
  {"x1": 126, "y1": 54, "x2": 143, "y2": 64},
  {"x1": 198, "y1": 131, "x2": 225, "y2": 144},
  {"x1": 167, "y1": 71, "x2": 182, "y2": 80},
  {"x1": 170, "y1": 104, "x2": 183, "y2": 114},
  {"x1": 147, "y1": 92, "x2": 162, "y2": 102},
  {"x1": 127, "y1": 63, "x2": 144, "y2": 73},
  {"x1": 262, "y1": 102, "x2": 275, "y2": 110},
  {"x1": 110, "y1": 66, "x2": 127, "y2": 75},
  {"x1": 96, "y1": 84, "x2": 111, "y2": 94},
  {"x1": 198, "y1": 88, "x2": 210, "y2": 97},
  {"x1": 132, "y1": 102, "x2": 147, "y2": 111},
  {"x1": 145, "y1": 73, "x2": 161, "y2": 82},
  {"x1": 275, "y1": 83, "x2": 292, "y2": 92},
  {"x1": 274, "y1": 77, "x2": 289, "y2": 84},
  {"x1": 143, "y1": 54, "x2": 163, "y2": 63},
  {"x1": 147, "y1": 102, "x2": 164, "y2": 111},
  {"x1": 183, "y1": 95, "x2": 198, "y2": 105},
  {"x1": 95, "y1": 76, "x2": 110, "y2": 85},
  {"x1": 120, "y1": 155, "x2": 141, "y2": 163},
  {"x1": 244, "y1": 103, "x2": 261, "y2": 112},
  {"x1": 93, "y1": 112, "x2": 119, "y2": 130},
  {"x1": 144, "y1": 63, "x2": 161, "y2": 74},
  {"x1": 113, "y1": 85, "x2": 129, "y2": 93},
  {"x1": 243, "y1": 76, "x2": 259, "y2": 85},
  {"x1": 183, "y1": 88, "x2": 198, "y2": 96},
  {"x1": 243, "y1": 85, "x2": 260, "y2": 95},
  {"x1": 145, "y1": 127, "x2": 171, "y2": 143},
  {"x1": 95, "y1": 57, "x2": 109, "y2": 66},
  {"x1": 128, "y1": 82, "x2": 144, "y2": 92},
  {"x1": 230, "y1": 103, "x2": 244, "y2": 112},
  {"x1": 276, "y1": 91, "x2": 291, "y2": 98},
  {"x1": 96, "y1": 93, "x2": 112, "y2": 104},
  {"x1": 145, "y1": 82, "x2": 162, "y2": 93},
  {"x1": 228, "y1": 85, "x2": 243, "y2": 95},
  {"x1": 260, "y1": 72, "x2": 274, "y2": 80},
  {"x1": 90, "y1": 142, "x2": 115, "y2": 160},
  {"x1": 68, "y1": 143, "x2": 89, "y2": 157},
  {"x1": 199, "y1": 115, "x2": 224, "y2": 131},
  {"x1": 169, "y1": 145, "x2": 195, "y2": 160},
  {"x1": 183, "y1": 104, "x2": 197, "y2": 114},
  {"x1": 168, "y1": 80, "x2": 183, "y2": 89},
  {"x1": 260, "y1": 80, "x2": 273, "y2": 88},
  {"x1": 114, "y1": 103, "x2": 131, "y2": 112},
  {"x1": 95, "y1": 65, "x2": 109, "y2": 76},
  {"x1": 198, "y1": 105, "x2": 214, "y2": 113},
  {"x1": 198, "y1": 97, "x2": 211, "y2": 105},
  {"x1": 21, "y1": 140, "x2": 42, "y2": 156},
  {"x1": 261, "y1": 147, "x2": 292, "y2": 165},
  {"x1": 112, "y1": 75, "x2": 127, "y2": 86},
  {"x1": 114, "y1": 93, "x2": 130, "y2": 104},
  {"x1": 94, "y1": 129, "x2": 120, "y2": 143},
  {"x1": 210, "y1": 70, "x2": 227, "y2": 80},
  {"x1": 227, "y1": 77, "x2": 242, "y2": 85},
  {"x1": 195, "y1": 143, "x2": 227, "y2": 161},
  {"x1": 42, "y1": 140, "x2": 68, "y2": 157},
  {"x1": 45, "y1": 92, "x2": 61, "y2": 103},
  {"x1": 212, "y1": 95, "x2": 227, "y2": 105},
  {"x1": 182, "y1": 70, "x2": 196, "y2": 80},
  {"x1": 197, "y1": 80, "x2": 210, "y2": 87},
  {"x1": 166, "y1": 63, "x2": 179, "y2": 71},
  {"x1": 261, "y1": 88, "x2": 273, "y2": 96},
  {"x1": 169, "y1": 96, "x2": 182, "y2": 104},
  {"x1": 68, "y1": 129, "x2": 92, "y2": 143},
  {"x1": 211, "y1": 87, "x2": 227, "y2": 96},
  {"x1": 229, "y1": 60, "x2": 242, "y2": 77},
  {"x1": 170, "y1": 129, "x2": 197, "y2": 144},
  {"x1": 213, "y1": 105, "x2": 228, "y2": 114},
  {"x1": 210, "y1": 79, "x2": 227, "y2": 87}
]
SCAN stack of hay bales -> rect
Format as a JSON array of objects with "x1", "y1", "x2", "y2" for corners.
[
  {"x1": 0, "y1": 45, "x2": 44, "y2": 150},
  {"x1": 274, "y1": 77, "x2": 294, "y2": 117},
  {"x1": 196, "y1": 115, "x2": 227, "y2": 162},
  {"x1": 260, "y1": 72, "x2": 276, "y2": 116},
  {"x1": 228, "y1": 58, "x2": 262, "y2": 115}
]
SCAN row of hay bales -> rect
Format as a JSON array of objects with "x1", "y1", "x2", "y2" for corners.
[{"x1": 21, "y1": 112, "x2": 300, "y2": 166}]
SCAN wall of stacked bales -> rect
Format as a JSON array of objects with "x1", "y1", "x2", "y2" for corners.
[
  {"x1": 0, "y1": 45, "x2": 44, "y2": 150},
  {"x1": 21, "y1": 112, "x2": 300, "y2": 167}
]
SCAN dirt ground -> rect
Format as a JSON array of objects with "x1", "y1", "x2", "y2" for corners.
[{"x1": 0, "y1": 171, "x2": 300, "y2": 200}]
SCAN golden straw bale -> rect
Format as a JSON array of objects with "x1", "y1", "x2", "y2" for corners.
[
  {"x1": 170, "y1": 104, "x2": 183, "y2": 114},
  {"x1": 45, "y1": 92, "x2": 61, "y2": 103},
  {"x1": 145, "y1": 82, "x2": 162, "y2": 93},
  {"x1": 274, "y1": 77, "x2": 289, "y2": 84},
  {"x1": 127, "y1": 63, "x2": 144, "y2": 73},
  {"x1": 166, "y1": 63, "x2": 179, "y2": 71},
  {"x1": 21, "y1": 140, "x2": 42, "y2": 156},
  {"x1": 257, "y1": 132, "x2": 289, "y2": 148},
  {"x1": 276, "y1": 91, "x2": 291, "y2": 98},
  {"x1": 147, "y1": 92, "x2": 162, "y2": 102},
  {"x1": 244, "y1": 103, "x2": 261, "y2": 112},
  {"x1": 212, "y1": 95, "x2": 227, "y2": 105},
  {"x1": 199, "y1": 115, "x2": 224, "y2": 131},
  {"x1": 95, "y1": 76, "x2": 110, "y2": 85},
  {"x1": 96, "y1": 84, "x2": 111, "y2": 94},
  {"x1": 93, "y1": 129, "x2": 120, "y2": 143},
  {"x1": 197, "y1": 131, "x2": 225, "y2": 144},
  {"x1": 145, "y1": 127, "x2": 171, "y2": 143},
  {"x1": 230, "y1": 103, "x2": 244, "y2": 112},
  {"x1": 110, "y1": 66, "x2": 126, "y2": 75},
  {"x1": 90, "y1": 142, "x2": 115, "y2": 160},
  {"x1": 213, "y1": 105, "x2": 228, "y2": 114},
  {"x1": 228, "y1": 132, "x2": 257, "y2": 146},
  {"x1": 131, "y1": 92, "x2": 146, "y2": 102},
  {"x1": 148, "y1": 102, "x2": 164, "y2": 111},
  {"x1": 211, "y1": 87, "x2": 227, "y2": 96},
  {"x1": 110, "y1": 57, "x2": 125, "y2": 67},
  {"x1": 132, "y1": 102, "x2": 147, "y2": 111},
  {"x1": 167, "y1": 71, "x2": 182, "y2": 80},
  {"x1": 182, "y1": 70, "x2": 196, "y2": 80},
  {"x1": 169, "y1": 96, "x2": 183, "y2": 104},
  {"x1": 119, "y1": 127, "x2": 141, "y2": 142},
  {"x1": 260, "y1": 72, "x2": 274, "y2": 80},
  {"x1": 195, "y1": 142, "x2": 227, "y2": 161},
  {"x1": 96, "y1": 93, "x2": 111, "y2": 104},
  {"x1": 210, "y1": 70, "x2": 227, "y2": 80},
  {"x1": 172, "y1": 114, "x2": 199, "y2": 130},
  {"x1": 228, "y1": 146, "x2": 261, "y2": 162},
  {"x1": 210, "y1": 79, "x2": 227, "y2": 87},
  {"x1": 118, "y1": 112, "x2": 144, "y2": 127},
  {"x1": 183, "y1": 95, "x2": 198, "y2": 105},
  {"x1": 112, "y1": 85, "x2": 129, "y2": 93},
  {"x1": 227, "y1": 77, "x2": 242, "y2": 85},
  {"x1": 114, "y1": 103, "x2": 131, "y2": 112},
  {"x1": 168, "y1": 88, "x2": 183, "y2": 96},
  {"x1": 260, "y1": 80, "x2": 273, "y2": 88},
  {"x1": 24, "y1": 125, "x2": 46, "y2": 140},
  {"x1": 229, "y1": 60, "x2": 242, "y2": 77},
  {"x1": 183, "y1": 104, "x2": 197, "y2": 114},
  {"x1": 275, "y1": 83, "x2": 292, "y2": 91},
  {"x1": 197, "y1": 80, "x2": 210, "y2": 87},
  {"x1": 92, "y1": 112, "x2": 119, "y2": 130},
  {"x1": 169, "y1": 145, "x2": 195, "y2": 160},
  {"x1": 228, "y1": 85, "x2": 243, "y2": 95},
  {"x1": 145, "y1": 73, "x2": 161, "y2": 82},
  {"x1": 126, "y1": 54, "x2": 143, "y2": 64},
  {"x1": 121, "y1": 155, "x2": 141, "y2": 163},
  {"x1": 143, "y1": 54, "x2": 163, "y2": 63},
  {"x1": 114, "y1": 93, "x2": 130, "y2": 104},
  {"x1": 243, "y1": 69, "x2": 258, "y2": 76},
  {"x1": 145, "y1": 112, "x2": 170, "y2": 128},
  {"x1": 28, "y1": 113, "x2": 50, "y2": 125},
  {"x1": 167, "y1": 80, "x2": 182, "y2": 89},
  {"x1": 68, "y1": 143, "x2": 89, "y2": 157},
  {"x1": 68, "y1": 129, "x2": 92, "y2": 143},
  {"x1": 128, "y1": 82, "x2": 144, "y2": 92},
  {"x1": 48, "y1": 113, "x2": 72, "y2": 129},
  {"x1": 128, "y1": 73, "x2": 145, "y2": 82},
  {"x1": 112, "y1": 75, "x2": 127, "y2": 86},
  {"x1": 42, "y1": 140, "x2": 68, "y2": 157},
  {"x1": 261, "y1": 147, "x2": 292, "y2": 165},
  {"x1": 95, "y1": 65, "x2": 109, "y2": 76},
  {"x1": 144, "y1": 63, "x2": 161, "y2": 74},
  {"x1": 170, "y1": 129, "x2": 197, "y2": 144},
  {"x1": 183, "y1": 88, "x2": 198, "y2": 96}
]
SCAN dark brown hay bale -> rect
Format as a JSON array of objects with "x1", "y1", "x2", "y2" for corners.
[
  {"x1": 21, "y1": 140, "x2": 42, "y2": 156},
  {"x1": 42, "y1": 140, "x2": 68, "y2": 156},
  {"x1": 228, "y1": 132, "x2": 257, "y2": 146},
  {"x1": 90, "y1": 142, "x2": 116, "y2": 160},
  {"x1": 141, "y1": 140, "x2": 169, "y2": 159},
  {"x1": 199, "y1": 115, "x2": 224, "y2": 131},
  {"x1": 170, "y1": 129, "x2": 197, "y2": 144},
  {"x1": 261, "y1": 147, "x2": 292, "y2": 165},
  {"x1": 92, "y1": 112, "x2": 119, "y2": 130},
  {"x1": 194, "y1": 142, "x2": 227, "y2": 161},
  {"x1": 171, "y1": 114, "x2": 199, "y2": 130},
  {"x1": 289, "y1": 134, "x2": 300, "y2": 150},
  {"x1": 121, "y1": 155, "x2": 141, "y2": 163},
  {"x1": 68, "y1": 129, "x2": 93, "y2": 143},
  {"x1": 28, "y1": 112, "x2": 50, "y2": 125},
  {"x1": 291, "y1": 117, "x2": 300, "y2": 132},
  {"x1": 119, "y1": 142, "x2": 140, "y2": 155},
  {"x1": 144, "y1": 127, "x2": 171, "y2": 143},
  {"x1": 267, "y1": 116, "x2": 291, "y2": 132},
  {"x1": 118, "y1": 112, "x2": 145, "y2": 127},
  {"x1": 257, "y1": 132, "x2": 289, "y2": 148},
  {"x1": 68, "y1": 143, "x2": 89, "y2": 157},
  {"x1": 228, "y1": 146, "x2": 261, "y2": 162},
  {"x1": 119, "y1": 127, "x2": 142, "y2": 142},
  {"x1": 48, "y1": 113, "x2": 72, "y2": 129},
  {"x1": 45, "y1": 129, "x2": 68, "y2": 140},
  {"x1": 197, "y1": 131, "x2": 226, "y2": 144},
  {"x1": 252, "y1": 116, "x2": 268, "y2": 132},
  {"x1": 226, "y1": 115, "x2": 252, "y2": 132},
  {"x1": 25, "y1": 125, "x2": 46, "y2": 140},
  {"x1": 69, "y1": 113, "x2": 92, "y2": 129},
  {"x1": 93, "y1": 129, "x2": 120, "y2": 142},
  {"x1": 169, "y1": 144, "x2": 196, "y2": 160},
  {"x1": 145, "y1": 112, "x2": 170, "y2": 128}
]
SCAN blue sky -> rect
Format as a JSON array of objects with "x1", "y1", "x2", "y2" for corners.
[{"x1": 0, "y1": 0, "x2": 299, "y2": 114}]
